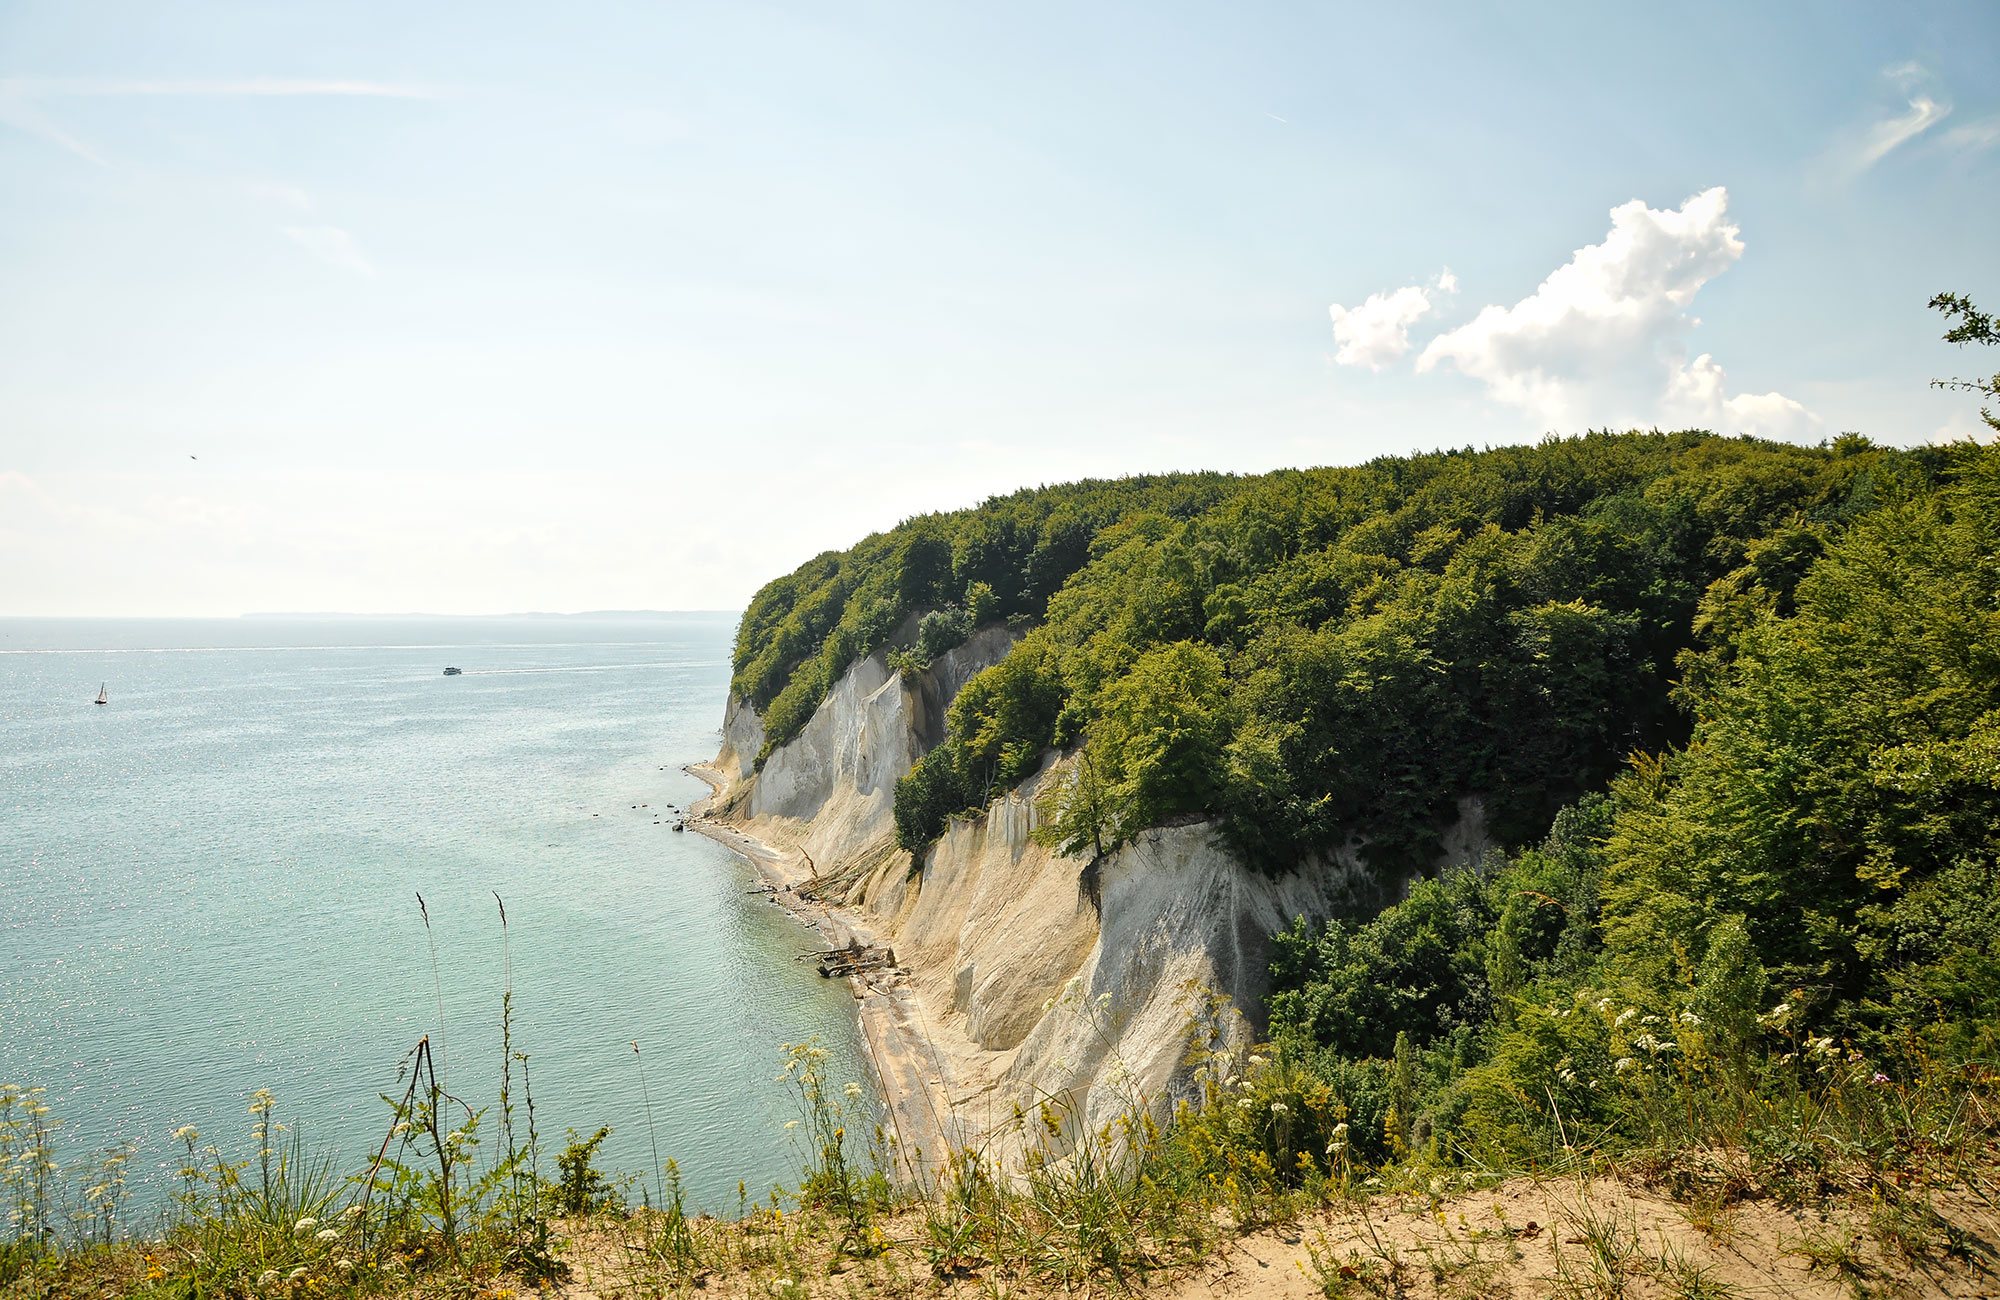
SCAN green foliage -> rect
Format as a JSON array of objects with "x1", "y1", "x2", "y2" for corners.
[
  {"x1": 552, "y1": 1126, "x2": 617, "y2": 1214},
  {"x1": 1260, "y1": 440, "x2": 2000, "y2": 1187},
  {"x1": 1602, "y1": 442, "x2": 2000, "y2": 1042},
  {"x1": 1930, "y1": 290, "x2": 2000, "y2": 430},
  {"x1": 866, "y1": 432, "x2": 1917, "y2": 858}
]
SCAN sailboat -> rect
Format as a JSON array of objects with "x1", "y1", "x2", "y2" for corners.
[{"x1": 94, "y1": 683, "x2": 107, "y2": 705}]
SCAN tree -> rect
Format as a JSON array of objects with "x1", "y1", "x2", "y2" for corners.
[{"x1": 1931, "y1": 292, "x2": 2000, "y2": 432}]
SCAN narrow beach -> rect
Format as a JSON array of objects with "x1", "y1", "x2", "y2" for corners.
[{"x1": 683, "y1": 762, "x2": 966, "y2": 1185}]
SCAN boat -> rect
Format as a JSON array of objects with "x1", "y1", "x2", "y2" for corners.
[
  {"x1": 442, "y1": 667, "x2": 462, "y2": 676},
  {"x1": 94, "y1": 683, "x2": 107, "y2": 705}
]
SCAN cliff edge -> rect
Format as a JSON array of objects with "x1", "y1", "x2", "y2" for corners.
[{"x1": 700, "y1": 630, "x2": 1490, "y2": 1170}]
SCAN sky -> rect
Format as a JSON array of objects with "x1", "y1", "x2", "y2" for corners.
[{"x1": 2, "y1": 2, "x2": 1997, "y2": 617}]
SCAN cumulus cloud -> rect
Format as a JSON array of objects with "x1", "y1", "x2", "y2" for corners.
[
  {"x1": 1664, "y1": 354, "x2": 1818, "y2": 441},
  {"x1": 1415, "y1": 187, "x2": 1770, "y2": 424},
  {"x1": 283, "y1": 225, "x2": 377, "y2": 277},
  {"x1": 1328, "y1": 269, "x2": 1455, "y2": 371},
  {"x1": 1329, "y1": 188, "x2": 1814, "y2": 437}
]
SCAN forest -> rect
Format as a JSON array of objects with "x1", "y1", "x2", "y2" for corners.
[{"x1": 733, "y1": 413, "x2": 2000, "y2": 1171}]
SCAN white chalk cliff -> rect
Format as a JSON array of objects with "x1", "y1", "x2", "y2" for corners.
[{"x1": 709, "y1": 630, "x2": 1491, "y2": 1157}]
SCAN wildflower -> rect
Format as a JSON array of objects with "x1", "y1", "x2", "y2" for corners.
[
  {"x1": 295, "y1": 1217, "x2": 318, "y2": 1233},
  {"x1": 1806, "y1": 1035, "x2": 1837, "y2": 1059},
  {"x1": 1247, "y1": 1054, "x2": 1267, "y2": 1067},
  {"x1": 1614, "y1": 1008, "x2": 1638, "y2": 1028},
  {"x1": 342, "y1": 1205, "x2": 364, "y2": 1219},
  {"x1": 1595, "y1": 996, "x2": 1614, "y2": 1012},
  {"x1": 783, "y1": 1119, "x2": 799, "y2": 1130},
  {"x1": 170, "y1": 1125, "x2": 198, "y2": 1142},
  {"x1": 257, "y1": 1269, "x2": 280, "y2": 1288},
  {"x1": 1759, "y1": 1001, "x2": 1793, "y2": 1026},
  {"x1": 844, "y1": 1082, "x2": 863, "y2": 1099},
  {"x1": 287, "y1": 1266, "x2": 307, "y2": 1281},
  {"x1": 1558, "y1": 1068, "x2": 1577, "y2": 1084},
  {"x1": 1677, "y1": 1011, "x2": 1702, "y2": 1027},
  {"x1": 332, "y1": 1257, "x2": 353, "y2": 1271},
  {"x1": 1236, "y1": 1099, "x2": 1254, "y2": 1111},
  {"x1": 1872, "y1": 1072, "x2": 1891, "y2": 1086},
  {"x1": 317, "y1": 1228, "x2": 339, "y2": 1242},
  {"x1": 1269, "y1": 1101, "x2": 1288, "y2": 1115},
  {"x1": 1614, "y1": 1057, "x2": 1637, "y2": 1074},
  {"x1": 390, "y1": 1121, "x2": 411, "y2": 1136}
]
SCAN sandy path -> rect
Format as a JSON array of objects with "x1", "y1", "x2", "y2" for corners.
[{"x1": 683, "y1": 763, "x2": 964, "y2": 1187}]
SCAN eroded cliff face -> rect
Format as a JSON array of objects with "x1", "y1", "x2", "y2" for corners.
[{"x1": 711, "y1": 633, "x2": 1491, "y2": 1153}]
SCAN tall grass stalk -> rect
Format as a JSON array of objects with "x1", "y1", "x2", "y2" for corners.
[{"x1": 633, "y1": 1040, "x2": 664, "y2": 1210}]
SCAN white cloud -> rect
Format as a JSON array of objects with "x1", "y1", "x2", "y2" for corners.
[
  {"x1": 1841, "y1": 62, "x2": 1952, "y2": 175},
  {"x1": 283, "y1": 225, "x2": 377, "y2": 278},
  {"x1": 1664, "y1": 353, "x2": 1818, "y2": 440},
  {"x1": 1313, "y1": 187, "x2": 1818, "y2": 437},
  {"x1": 1942, "y1": 115, "x2": 2000, "y2": 154},
  {"x1": 0, "y1": 76, "x2": 437, "y2": 164},
  {"x1": 1328, "y1": 276, "x2": 1449, "y2": 371},
  {"x1": 1416, "y1": 187, "x2": 1756, "y2": 424},
  {"x1": 1855, "y1": 94, "x2": 1950, "y2": 170},
  {"x1": 0, "y1": 93, "x2": 107, "y2": 164}
]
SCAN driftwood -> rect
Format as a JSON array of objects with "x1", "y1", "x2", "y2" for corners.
[{"x1": 816, "y1": 943, "x2": 896, "y2": 979}]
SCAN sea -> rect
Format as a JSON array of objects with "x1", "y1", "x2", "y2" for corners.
[{"x1": 0, "y1": 614, "x2": 869, "y2": 1222}]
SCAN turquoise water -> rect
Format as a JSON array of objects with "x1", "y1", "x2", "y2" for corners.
[{"x1": 0, "y1": 615, "x2": 867, "y2": 1219}]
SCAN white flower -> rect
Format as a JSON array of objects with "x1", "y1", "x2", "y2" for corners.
[
  {"x1": 1269, "y1": 1101, "x2": 1288, "y2": 1115},
  {"x1": 316, "y1": 1228, "x2": 339, "y2": 1242},
  {"x1": 294, "y1": 1217, "x2": 318, "y2": 1233},
  {"x1": 342, "y1": 1205, "x2": 365, "y2": 1219},
  {"x1": 1614, "y1": 1057, "x2": 1637, "y2": 1074},
  {"x1": 1678, "y1": 1011, "x2": 1703, "y2": 1026},
  {"x1": 1247, "y1": 1054, "x2": 1267, "y2": 1067},
  {"x1": 257, "y1": 1269, "x2": 279, "y2": 1288},
  {"x1": 170, "y1": 1125, "x2": 198, "y2": 1142},
  {"x1": 1237, "y1": 1098, "x2": 1254, "y2": 1111},
  {"x1": 1614, "y1": 1008, "x2": 1638, "y2": 1028},
  {"x1": 783, "y1": 1120, "x2": 799, "y2": 1130}
]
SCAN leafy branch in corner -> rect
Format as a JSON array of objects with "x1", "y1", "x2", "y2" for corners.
[{"x1": 1930, "y1": 291, "x2": 2000, "y2": 431}]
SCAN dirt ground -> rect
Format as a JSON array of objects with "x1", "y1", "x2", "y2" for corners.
[{"x1": 540, "y1": 1167, "x2": 2000, "y2": 1299}]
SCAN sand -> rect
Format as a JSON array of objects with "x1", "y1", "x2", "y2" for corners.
[{"x1": 684, "y1": 762, "x2": 972, "y2": 1187}]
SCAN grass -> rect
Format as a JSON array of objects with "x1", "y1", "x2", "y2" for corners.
[{"x1": 7, "y1": 911, "x2": 2000, "y2": 1299}]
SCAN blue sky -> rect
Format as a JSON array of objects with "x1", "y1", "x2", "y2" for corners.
[{"x1": 2, "y1": 2, "x2": 1996, "y2": 616}]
